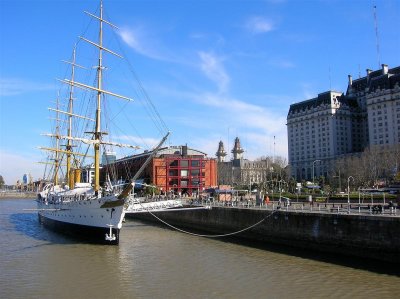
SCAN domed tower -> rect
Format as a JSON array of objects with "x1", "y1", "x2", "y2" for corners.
[
  {"x1": 231, "y1": 137, "x2": 244, "y2": 160},
  {"x1": 216, "y1": 140, "x2": 227, "y2": 162}
]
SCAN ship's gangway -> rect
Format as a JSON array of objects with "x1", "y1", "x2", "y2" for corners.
[{"x1": 125, "y1": 199, "x2": 183, "y2": 213}]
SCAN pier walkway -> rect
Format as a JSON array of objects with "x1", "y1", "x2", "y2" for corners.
[{"x1": 184, "y1": 198, "x2": 399, "y2": 217}]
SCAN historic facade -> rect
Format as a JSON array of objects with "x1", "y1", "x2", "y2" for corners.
[
  {"x1": 216, "y1": 137, "x2": 270, "y2": 186},
  {"x1": 287, "y1": 64, "x2": 400, "y2": 181}
]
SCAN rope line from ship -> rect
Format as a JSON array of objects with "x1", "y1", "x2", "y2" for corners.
[{"x1": 135, "y1": 201, "x2": 278, "y2": 238}]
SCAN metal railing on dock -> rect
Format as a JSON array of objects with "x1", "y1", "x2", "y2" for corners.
[{"x1": 182, "y1": 198, "x2": 399, "y2": 217}]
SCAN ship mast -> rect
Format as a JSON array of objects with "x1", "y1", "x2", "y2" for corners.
[
  {"x1": 93, "y1": 0, "x2": 104, "y2": 193},
  {"x1": 66, "y1": 47, "x2": 77, "y2": 184},
  {"x1": 80, "y1": 0, "x2": 133, "y2": 194},
  {"x1": 42, "y1": 0, "x2": 135, "y2": 191},
  {"x1": 54, "y1": 96, "x2": 61, "y2": 186}
]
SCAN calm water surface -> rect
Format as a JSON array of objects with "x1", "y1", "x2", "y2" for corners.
[{"x1": 0, "y1": 199, "x2": 398, "y2": 299}]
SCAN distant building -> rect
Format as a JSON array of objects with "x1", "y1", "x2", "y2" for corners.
[
  {"x1": 100, "y1": 145, "x2": 217, "y2": 195},
  {"x1": 216, "y1": 140, "x2": 227, "y2": 162},
  {"x1": 22, "y1": 174, "x2": 28, "y2": 185},
  {"x1": 102, "y1": 151, "x2": 116, "y2": 165},
  {"x1": 287, "y1": 64, "x2": 400, "y2": 181},
  {"x1": 231, "y1": 137, "x2": 244, "y2": 160},
  {"x1": 81, "y1": 164, "x2": 95, "y2": 184},
  {"x1": 216, "y1": 137, "x2": 270, "y2": 186}
]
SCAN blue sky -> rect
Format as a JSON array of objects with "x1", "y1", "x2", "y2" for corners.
[{"x1": 0, "y1": 0, "x2": 399, "y2": 184}]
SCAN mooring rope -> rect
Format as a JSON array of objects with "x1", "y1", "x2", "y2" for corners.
[{"x1": 139, "y1": 203, "x2": 278, "y2": 238}]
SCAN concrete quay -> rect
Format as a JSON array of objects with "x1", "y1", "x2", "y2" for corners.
[
  {"x1": 128, "y1": 201, "x2": 400, "y2": 264},
  {"x1": 0, "y1": 191, "x2": 36, "y2": 199}
]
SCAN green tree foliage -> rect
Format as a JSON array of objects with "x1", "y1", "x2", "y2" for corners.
[
  {"x1": 0, "y1": 175, "x2": 4, "y2": 188},
  {"x1": 144, "y1": 185, "x2": 159, "y2": 195}
]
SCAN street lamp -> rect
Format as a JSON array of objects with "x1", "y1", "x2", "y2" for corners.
[
  {"x1": 347, "y1": 176, "x2": 354, "y2": 213},
  {"x1": 332, "y1": 169, "x2": 341, "y2": 192},
  {"x1": 312, "y1": 160, "x2": 322, "y2": 185}
]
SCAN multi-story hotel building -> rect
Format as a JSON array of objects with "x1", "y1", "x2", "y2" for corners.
[{"x1": 287, "y1": 64, "x2": 400, "y2": 181}]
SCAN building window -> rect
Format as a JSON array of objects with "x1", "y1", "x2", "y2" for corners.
[
  {"x1": 168, "y1": 170, "x2": 178, "y2": 176},
  {"x1": 191, "y1": 160, "x2": 200, "y2": 167},
  {"x1": 190, "y1": 169, "x2": 200, "y2": 176},
  {"x1": 169, "y1": 179, "x2": 178, "y2": 186},
  {"x1": 180, "y1": 179, "x2": 189, "y2": 187}
]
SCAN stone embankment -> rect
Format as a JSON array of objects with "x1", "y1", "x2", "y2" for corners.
[
  {"x1": 0, "y1": 192, "x2": 36, "y2": 199},
  {"x1": 128, "y1": 205, "x2": 400, "y2": 263}
]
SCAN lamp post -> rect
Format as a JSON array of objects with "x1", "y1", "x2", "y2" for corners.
[
  {"x1": 347, "y1": 176, "x2": 354, "y2": 213},
  {"x1": 332, "y1": 169, "x2": 341, "y2": 192},
  {"x1": 312, "y1": 160, "x2": 321, "y2": 185}
]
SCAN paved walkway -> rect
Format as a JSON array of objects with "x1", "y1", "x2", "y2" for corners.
[{"x1": 185, "y1": 199, "x2": 399, "y2": 217}]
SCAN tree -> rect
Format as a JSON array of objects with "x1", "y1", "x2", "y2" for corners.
[
  {"x1": 0, "y1": 175, "x2": 4, "y2": 188},
  {"x1": 333, "y1": 144, "x2": 400, "y2": 188}
]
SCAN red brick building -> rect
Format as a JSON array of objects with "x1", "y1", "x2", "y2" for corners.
[{"x1": 101, "y1": 145, "x2": 217, "y2": 195}]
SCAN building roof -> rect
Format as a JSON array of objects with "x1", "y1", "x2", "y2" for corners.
[
  {"x1": 288, "y1": 91, "x2": 342, "y2": 115},
  {"x1": 112, "y1": 145, "x2": 209, "y2": 164},
  {"x1": 348, "y1": 65, "x2": 400, "y2": 94},
  {"x1": 288, "y1": 64, "x2": 399, "y2": 117}
]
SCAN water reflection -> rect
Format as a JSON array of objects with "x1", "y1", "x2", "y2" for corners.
[
  {"x1": 9, "y1": 213, "x2": 80, "y2": 246},
  {"x1": 129, "y1": 218, "x2": 400, "y2": 277},
  {"x1": 215, "y1": 236, "x2": 400, "y2": 276}
]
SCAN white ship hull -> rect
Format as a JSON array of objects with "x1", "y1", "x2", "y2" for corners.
[{"x1": 37, "y1": 194, "x2": 125, "y2": 245}]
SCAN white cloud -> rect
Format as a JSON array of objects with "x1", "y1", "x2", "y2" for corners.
[
  {"x1": 0, "y1": 78, "x2": 54, "y2": 97},
  {"x1": 200, "y1": 92, "x2": 262, "y2": 112},
  {"x1": 152, "y1": 82, "x2": 289, "y2": 159},
  {"x1": 245, "y1": 16, "x2": 274, "y2": 34},
  {"x1": 118, "y1": 27, "x2": 142, "y2": 52},
  {"x1": 300, "y1": 82, "x2": 317, "y2": 100},
  {"x1": 190, "y1": 135, "x2": 222, "y2": 159},
  {"x1": 118, "y1": 26, "x2": 168, "y2": 61},
  {"x1": 198, "y1": 52, "x2": 230, "y2": 93},
  {"x1": 241, "y1": 132, "x2": 288, "y2": 161},
  {"x1": 115, "y1": 135, "x2": 161, "y2": 149},
  {"x1": 185, "y1": 91, "x2": 288, "y2": 158}
]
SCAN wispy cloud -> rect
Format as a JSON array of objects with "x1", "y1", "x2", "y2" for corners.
[
  {"x1": 0, "y1": 78, "x2": 54, "y2": 97},
  {"x1": 118, "y1": 26, "x2": 170, "y2": 61},
  {"x1": 116, "y1": 78, "x2": 289, "y2": 159},
  {"x1": 199, "y1": 92, "x2": 263, "y2": 113},
  {"x1": 198, "y1": 52, "x2": 230, "y2": 93},
  {"x1": 245, "y1": 16, "x2": 274, "y2": 34},
  {"x1": 191, "y1": 91, "x2": 287, "y2": 133},
  {"x1": 300, "y1": 82, "x2": 317, "y2": 100},
  {"x1": 116, "y1": 135, "x2": 161, "y2": 149},
  {"x1": 178, "y1": 87, "x2": 289, "y2": 158}
]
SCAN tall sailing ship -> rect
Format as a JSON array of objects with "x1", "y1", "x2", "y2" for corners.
[{"x1": 37, "y1": 0, "x2": 169, "y2": 245}]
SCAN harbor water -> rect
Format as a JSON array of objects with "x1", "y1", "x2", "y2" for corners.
[{"x1": 1, "y1": 199, "x2": 398, "y2": 299}]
